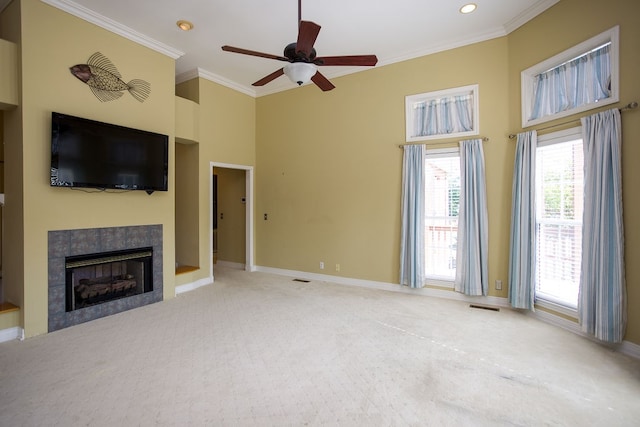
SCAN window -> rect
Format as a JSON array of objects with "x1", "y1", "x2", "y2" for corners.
[
  {"x1": 535, "y1": 128, "x2": 583, "y2": 308},
  {"x1": 521, "y1": 26, "x2": 619, "y2": 128},
  {"x1": 425, "y1": 148, "x2": 460, "y2": 283},
  {"x1": 406, "y1": 85, "x2": 479, "y2": 142}
]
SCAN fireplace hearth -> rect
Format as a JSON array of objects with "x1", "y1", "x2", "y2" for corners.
[{"x1": 66, "y1": 248, "x2": 153, "y2": 311}]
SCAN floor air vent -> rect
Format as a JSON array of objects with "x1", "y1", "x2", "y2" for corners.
[
  {"x1": 292, "y1": 279, "x2": 310, "y2": 283},
  {"x1": 469, "y1": 304, "x2": 500, "y2": 312}
]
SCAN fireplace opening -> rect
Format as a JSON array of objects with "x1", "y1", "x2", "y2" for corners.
[{"x1": 65, "y1": 247, "x2": 153, "y2": 312}]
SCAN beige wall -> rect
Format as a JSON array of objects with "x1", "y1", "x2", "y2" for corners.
[
  {"x1": 215, "y1": 167, "x2": 246, "y2": 264},
  {"x1": 256, "y1": 37, "x2": 511, "y2": 288},
  {"x1": 255, "y1": 0, "x2": 640, "y2": 345},
  {"x1": 3, "y1": 0, "x2": 638, "y2": 347},
  {"x1": 0, "y1": 38, "x2": 18, "y2": 108},
  {"x1": 11, "y1": 0, "x2": 177, "y2": 337},
  {"x1": 508, "y1": 0, "x2": 640, "y2": 344},
  {"x1": 175, "y1": 142, "x2": 200, "y2": 267},
  {"x1": 174, "y1": 78, "x2": 255, "y2": 287},
  {"x1": 1, "y1": 0, "x2": 25, "y2": 329}
]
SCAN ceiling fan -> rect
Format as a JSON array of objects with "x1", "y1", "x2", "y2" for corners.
[{"x1": 221, "y1": 0, "x2": 378, "y2": 91}]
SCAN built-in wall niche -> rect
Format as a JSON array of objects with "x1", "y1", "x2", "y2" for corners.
[{"x1": 175, "y1": 141, "x2": 200, "y2": 272}]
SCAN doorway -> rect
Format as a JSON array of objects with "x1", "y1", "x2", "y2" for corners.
[{"x1": 210, "y1": 162, "x2": 254, "y2": 279}]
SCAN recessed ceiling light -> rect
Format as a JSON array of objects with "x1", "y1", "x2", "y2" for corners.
[
  {"x1": 460, "y1": 3, "x2": 477, "y2": 14},
  {"x1": 177, "y1": 20, "x2": 194, "y2": 31}
]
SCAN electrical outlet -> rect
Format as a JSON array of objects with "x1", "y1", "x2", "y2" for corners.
[
  {"x1": 495, "y1": 280, "x2": 503, "y2": 291},
  {"x1": 335, "y1": 264, "x2": 340, "y2": 272},
  {"x1": 319, "y1": 262, "x2": 324, "y2": 270}
]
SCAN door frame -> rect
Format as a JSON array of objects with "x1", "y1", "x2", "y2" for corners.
[{"x1": 210, "y1": 162, "x2": 255, "y2": 279}]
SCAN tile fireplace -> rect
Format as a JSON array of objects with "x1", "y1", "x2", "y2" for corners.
[{"x1": 48, "y1": 225, "x2": 163, "y2": 332}]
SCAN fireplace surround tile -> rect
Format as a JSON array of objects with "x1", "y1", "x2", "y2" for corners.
[
  {"x1": 69, "y1": 228, "x2": 101, "y2": 256},
  {"x1": 48, "y1": 225, "x2": 163, "y2": 332}
]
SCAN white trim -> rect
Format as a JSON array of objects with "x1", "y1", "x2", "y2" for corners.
[
  {"x1": 424, "y1": 278, "x2": 455, "y2": 290},
  {"x1": 0, "y1": 326, "x2": 22, "y2": 343},
  {"x1": 425, "y1": 146, "x2": 460, "y2": 157},
  {"x1": 256, "y1": 265, "x2": 640, "y2": 359},
  {"x1": 521, "y1": 26, "x2": 619, "y2": 128},
  {"x1": 528, "y1": 309, "x2": 640, "y2": 359},
  {"x1": 193, "y1": 68, "x2": 257, "y2": 98},
  {"x1": 537, "y1": 126, "x2": 582, "y2": 147},
  {"x1": 175, "y1": 277, "x2": 212, "y2": 295},
  {"x1": 530, "y1": 307, "x2": 582, "y2": 335},
  {"x1": 215, "y1": 260, "x2": 245, "y2": 270},
  {"x1": 618, "y1": 341, "x2": 640, "y2": 360},
  {"x1": 503, "y1": 0, "x2": 560, "y2": 34},
  {"x1": 535, "y1": 298, "x2": 578, "y2": 319},
  {"x1": 176, "y1": 68, "x2": 258, "y2": 98},
  {"x1": 211, "y1": 162, "x2": 255, "y2": 282},
  {"x1": 254, "y1": 266, "x2": 509, "y2": 308},
  {"x1": 175, "y1": 69, "x2": 200, "y2": 85},
  {"x1": 378, "y1": 28, "x2": 507, "y2": 71},
  {"x1": 40, "y1": 0, "x2": 184, "y2": 59}
]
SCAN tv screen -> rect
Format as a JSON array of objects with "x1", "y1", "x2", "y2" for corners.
[{"x1": 50, "y1": 112, "x2": 168, "y2": 193}]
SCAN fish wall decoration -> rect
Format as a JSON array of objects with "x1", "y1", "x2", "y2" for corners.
[{"x1": 70, "y1": 52, "x2": 151, "y2": 102}]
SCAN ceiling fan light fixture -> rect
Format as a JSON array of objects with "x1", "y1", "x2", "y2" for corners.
[
  {"x1": 460, "y1": 3, "x2": 477, "y2": 14},
  {"x1": 284, "y1": 62, "x2": 317, "y2": 86}
]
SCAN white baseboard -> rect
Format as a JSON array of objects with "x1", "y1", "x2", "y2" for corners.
[
  {"x1": 529, "y1": 309, "x2": 640, "y2": 359},
  {"x1": 215, "y1": 260, "x2": 245, "y2": 270},
  {"x1": 618, "y1": 340, "x2": 640, "y2": 359},
  {"x1": 255, "y1": 265, "x2": 639, "y2": 359},
  {"x1": 0, "y1": 326, "x2": 23, "y2": 343},
  {"x1": 175, "y1": 276, "x2": 213, "y2": 295},
  {"x1": 254, "y1": 266, "x2": 510, "y2": 308}
]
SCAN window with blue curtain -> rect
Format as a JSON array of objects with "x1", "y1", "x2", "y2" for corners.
[
  {"x1": 424, "y1": 148, "x2": 460, "y2": 283},
  {"x1": 521, "y1": 26, "x2": 619, "y2": 127},
  {"x1": 405, "y1": 85, "x2": 479, "y2": 142},
  {"x1": 530, "y1": 43, "x2": 611, "y2": 121}
]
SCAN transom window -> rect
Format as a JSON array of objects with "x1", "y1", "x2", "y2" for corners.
[
  {"x1": 521, "y1": 26, "x2": 619, "y2": 127},
  {"x1": 406, "y1": 85, "x2": 479, "y2": 142},
  {"x1": 535, "y1": 128, "x2": 583, "y2": 308},
  {"x1": 424, "y1": 148, "x2": 460, "y2": 283}
]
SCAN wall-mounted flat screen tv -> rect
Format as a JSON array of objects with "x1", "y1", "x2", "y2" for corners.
[{"x1": 50, "y1": 112, "x2": 168, "y2": 193}]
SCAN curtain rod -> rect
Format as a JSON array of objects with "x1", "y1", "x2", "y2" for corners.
[
  {"x1": 398, "y1": 136, "x2": 489, "y2": 149},
  {"x1": 508, "y1": 101, "x2": 638, "y2": 139}
]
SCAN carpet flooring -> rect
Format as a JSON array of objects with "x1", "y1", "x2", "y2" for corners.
[{"x1": 1, "y1": 265, "x2": 639, "y2": 426}]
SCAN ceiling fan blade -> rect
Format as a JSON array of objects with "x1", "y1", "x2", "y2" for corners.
[
  {"x1": 222, "y1": 45, "x2": 289, "y2": 62},
  {"x1": 311, "y1": 71, "x2": 335, "y2": 92},
  {"x1": 296, "y1": 21, "x2": 321, "y2": 57},
  {"x1": 314, "y1": 55, "x2": 378, "y2": 66},
  {"x1": 252, "y1": 68, "x2": 285, "y2": 86}
]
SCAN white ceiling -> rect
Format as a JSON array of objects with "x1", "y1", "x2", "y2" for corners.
[{"x1": 38, "y1": 0, "x2": 560, "y2": 97}]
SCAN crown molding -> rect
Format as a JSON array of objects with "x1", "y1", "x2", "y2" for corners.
[
  {"x1": 177, "y1": 68, "x2": 257, "y2": 98},
  {"x1": 175, "y1": 69, "x2": 200, "y2": 85},
  {"x1": 503, "y1": 0, "x2": 561, "y2": 34},
  {"x1": 374, "y1": 27, "x2": 508, "y2": 70},
  {"x1": 40, "y1": 0, "x2": 184, "y2": 59}
]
